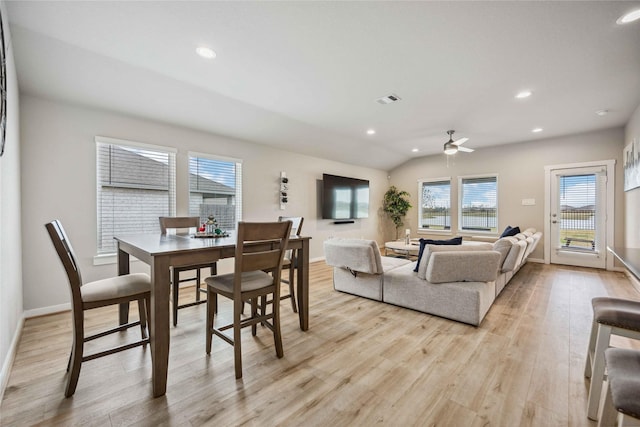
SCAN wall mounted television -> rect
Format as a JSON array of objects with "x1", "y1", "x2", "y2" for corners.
[{"x1": 321, "y1": 173, "x2": 370, "y2": 220}]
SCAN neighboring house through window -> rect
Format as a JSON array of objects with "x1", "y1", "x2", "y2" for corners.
[
  {"x1": 96, "y1": 136, "x2": 176, "y2": 255},
  {"x1": 418, "y1": 178, "x2": 451, "y2": 231}
]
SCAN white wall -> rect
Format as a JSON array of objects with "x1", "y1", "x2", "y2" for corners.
[
  {"x1": 388, "y1": 127, "x2": 626, "y2": 261},
  {"x1": 625, "y1": 103, "x2": 640, "y2": 248},
  {"x1": 0, "y1": 0, "x2": 23, "y2": 399},
  {"x1": 19, "y1": 95, "x2": 388, "y2": 312}
]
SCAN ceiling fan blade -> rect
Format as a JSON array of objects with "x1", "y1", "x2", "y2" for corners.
[
  {"x1": 453, "y1": 137, "x2": 469, "y2": 146},
  {"x1": 458, "y1": 146, "x2": 474, "y2": 153}
]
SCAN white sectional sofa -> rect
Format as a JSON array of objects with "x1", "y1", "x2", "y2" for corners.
[{"x1": 323, "y1": 229, "x2": 542, "y2": 326}]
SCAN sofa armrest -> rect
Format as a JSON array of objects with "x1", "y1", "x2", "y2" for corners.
[{"x1": 426, "y1": 251, "x2": 501, "y2": 284}]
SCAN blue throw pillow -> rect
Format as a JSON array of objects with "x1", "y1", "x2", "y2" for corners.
[
  {"x1": 500, "y1": 226, "x2": 520, "y2": 238},
  {"x1": 413, "y1": 237, "x2": 463, "y2": 272}
]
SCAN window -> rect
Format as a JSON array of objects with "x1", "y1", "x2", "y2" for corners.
[
  {"x1": 188, "y1": 153, "x2": 242, "y2": 231},
  {"x1": 459, "y1": 175, "x2": 498, "y2": 233},
  {"x1": 418, "y1": 178, "x2": 451, "y2": 230},
  {"x1": 96, "y1": 137, "x2": 176, "y2": 254}
]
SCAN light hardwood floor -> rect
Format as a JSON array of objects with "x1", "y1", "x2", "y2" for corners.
[{"x1": 2, "y1": 261, "x2": 639, "y2": 426}]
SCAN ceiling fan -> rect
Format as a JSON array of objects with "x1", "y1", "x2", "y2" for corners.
[{"x1": 443, "y1": 130, "x2": 474, "y2": 155}]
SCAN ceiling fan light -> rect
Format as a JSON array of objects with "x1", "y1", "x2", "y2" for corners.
[{"x1": 444, "y1": 142, "x2": 458, "y2": 155}]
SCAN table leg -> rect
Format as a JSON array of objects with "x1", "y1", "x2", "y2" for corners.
[
  {"x1": 150, "y1": 255, "x2": 171, "y2": 397},
  {"x1": 117, "y1": 247, "x2": 131, "y2": 325},
  {"x1": 296, "y1": 239, "x2": 309, "y2": 331}
]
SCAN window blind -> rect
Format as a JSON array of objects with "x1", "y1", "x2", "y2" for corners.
[
  {"x1": 188, "y1": 154, "x2": 242, "y2": 231},
  {"x1": 460, "y1": 176, "x2": 498, "y2": 232},
  {"x1": 419, "y1": 179, "x2": 451, "y2": 230},
  {"x1": 96, "y1": 139, "x2": 176, "y2": 254}
]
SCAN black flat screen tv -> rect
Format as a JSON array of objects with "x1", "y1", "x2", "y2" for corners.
[{"x1": 322, "y1": 173, "x2": 370, "y2": 220}]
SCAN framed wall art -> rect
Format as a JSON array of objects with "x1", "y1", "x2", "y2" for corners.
[{"x1": 624, "y1": 137, "x2": 640, "y2": 192}]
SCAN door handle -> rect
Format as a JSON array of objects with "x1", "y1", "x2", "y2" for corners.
[{"x1": 552, "y1": 220, "x2": 558, "y2": 223}]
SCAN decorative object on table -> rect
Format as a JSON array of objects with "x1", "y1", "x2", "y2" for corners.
[
  {"x1": 404, "y1": 228, "x2": 411, "y2": 245},
  {"x1": 623, "y1": 137, "x2": 640, "y2": 191},
  {"x1": 193, "y1": 215, "x2": 229, "y2": 238},
  {"x1": 0, "y1": 8, "x2": 7, "y2": 157},
  {"x1": 280, "y1": 171, "x2": 288, "y2": 210},
  {"x1": 382, "y1": 186, "x2": 412, "y2": 239}
]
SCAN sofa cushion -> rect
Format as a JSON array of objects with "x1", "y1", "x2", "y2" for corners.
[
  {"x1": 324, "y1": 238, "x2": 383, "y2": 274},
  {"x1": 501, "y1": 239, "x2": 528, "y2": 272},
  {"x1": 413, "y1": 236, "x2": 463, "y2": 272},
  {"x1": 500, "y1": 225, "x2": 520, "y2": 237},
  {"x1": 426, "y1": 250, "x2": 501, "y2": 284},
  {"x1": 417, "y1": 243, "x2": 492, "y2": 280},
  {"x1": 492, "y1": 238, "x2": 514, "y2": 271}
]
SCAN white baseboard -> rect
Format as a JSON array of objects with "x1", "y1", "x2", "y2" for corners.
[
  {"x1": 527, "y1": 257, "x2": 544, "y2": 264},
  {"x1": 0, "y1": 316, "x2": 24, "y2": 404},
  {"x1": 623, "y1": 269, "x2": 640, "y2": 295},
  {"x1": 310, "y1": 256, "x2": 325, "y2": 264},
  {"x1": 24, "y1": 302, "x2": 71, "y2": 319}
]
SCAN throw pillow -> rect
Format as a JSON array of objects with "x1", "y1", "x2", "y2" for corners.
[
  {"x1": 413, "y1": 237, "x2": 463, "y2": 272},
  {"x1": 500, "y1": 225, "x2": 520, "y2": 238}
]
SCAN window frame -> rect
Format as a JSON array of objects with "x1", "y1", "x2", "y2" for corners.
[
  {"x1": 417, "y1": 177, "x2": 452, "y2": 234},
  {"x1": 187, "y1": 151, "x2": 243, "y2": 232},
  {"x1": 457, "y1": 173, "x2": 499, "y2": 234},
  {"x1": 95, "y1": 136, "x2": 177, "y2": 261}
]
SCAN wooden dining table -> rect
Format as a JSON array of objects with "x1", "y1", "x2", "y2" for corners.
[{"x1": 115, "y1": 232, "x2": 311, "y2": 397}]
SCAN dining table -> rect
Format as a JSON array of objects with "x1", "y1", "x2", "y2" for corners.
[{"x1": 114, "y1": 231, "x2": 311, "y2": 397}]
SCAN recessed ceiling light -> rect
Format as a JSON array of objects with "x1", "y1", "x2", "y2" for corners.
[
  {"x1": 366, "y1": 129, "x2": 376, "y2": 135},
  {"x1": 412, "y1": 148, "x2": 419, "y2": 152},
  {"x1": 532, "y1": 127, "x2": 543, "y2": 133},
  {"x1": 515, "y1": 90, "x2": 532, "y2": 99},
  {"x1": 596, "y1": 109, "x2": 609, "y2": 116},
  {"x1": 617, "y1": 9, "x2": 640, "y2": 24},
  {"x1": 196, "y1": 46, "x2": 216, "y2": 59}
]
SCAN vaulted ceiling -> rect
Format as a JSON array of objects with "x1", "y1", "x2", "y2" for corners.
[{"x1": 6, "y1": 1, "x2": 640, "y2": 170}]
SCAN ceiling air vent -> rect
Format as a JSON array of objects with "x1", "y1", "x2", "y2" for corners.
[{"x1": 376, "y1": 93, "x2": 402, "y2": 105}]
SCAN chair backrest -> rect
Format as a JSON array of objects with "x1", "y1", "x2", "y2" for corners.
[
  {"x1": 45, "y1": 220, "x2": 83, "y2": 305},
  {"x1": 234, "y1": 221, "x2": 292, "y2": 290},
  {"x1": 159, "y1": 216, "x2": 200, "y2": 235},
  {"x1": 278, "y1": 216, "x2": 303, "y2": 237}
]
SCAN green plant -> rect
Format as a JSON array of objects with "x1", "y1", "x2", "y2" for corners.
[{"x1": 383, "y1": 186, "x2": 412, "y2": 239}]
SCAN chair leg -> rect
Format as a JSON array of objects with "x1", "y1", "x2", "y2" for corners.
[
  {"x1": 597, "y1": 379, "x2": 619, "y2": 427},
  {"x1": 288, "y1": 265, "x2": 297, "y2": 313},
  {"x1": 251, "y1": 298, "x2": 258, "y2": 336},
  {"x1": 138, "y1": 298, "x2": 148, "y2": 340},
  {"x1": 273, "y1": 291, "x2": 284, "y2": 358},
  {"x1": 195, "y1": 268, "x2": 202, "y2": 302},
  {"x1": 588, "y1": 324, "x2": 612, "y2": 420},
  {"x1": 172, "y1": 270, "x2": 179, "y2": 327},
  {"x1": 233, "y1": 299, "x2": 243, "y2": 379},
  {"x1": 585, "y1": 318, "x2": 598, "y2": 378},
  {"x1": 206, "y1": 288, "x2": 214, "y2": 355},
  {"x1": 65, "y1": 311, "x2": 84, "y2": 398}
]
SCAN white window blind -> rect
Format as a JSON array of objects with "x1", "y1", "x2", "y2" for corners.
[
  {"x1": 96, "y1": 137, "x2": 176, "y2": 254},
  {"x1": 559, "y1": 173, "x2": 598, "y2": 249},
  {"x1": 188, "y1": 153, "x2": 242, "y2": 231},
  {"x1": 419, "y1": 179, "x2": 451, "y2": 230},
  {"x1": 459, "y1": 175, "x2": 498, "y2": 232}
]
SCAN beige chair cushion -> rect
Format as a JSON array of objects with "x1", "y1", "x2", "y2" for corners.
[
  {"x1": 81, "y1": 273, "x2": 150, "y2": 303},
  {"x1": 205, "y1": 270, "x2": 274, "y2": 294}
]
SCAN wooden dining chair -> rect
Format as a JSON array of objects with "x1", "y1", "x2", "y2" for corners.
[
  {"x1": 204, "y1": 221, "x2": 292, "y2": 379},
  {"x1": 45, "y1": 220, "x2": 150, "y2": 397},
  {"x1": 278, "y1": 216, "x2": 303, "y2": 312},
  {"x1": 159, "y1": 216, "x2": 217, "y2": 326}
]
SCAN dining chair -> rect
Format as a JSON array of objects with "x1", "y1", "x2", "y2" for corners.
[
  {"x1": 204, "y1": 220, "x2": 292, "y2": 379},
  {"x1": 45, "y1": 220, "x2": 150, "y2": 397},
  {"x1": 159, "y1": 216, "x2": 217, "y2": 326},
  {"x1": 598, "y1": 347, "x2": 640, "y2": 427},
  {"x1": 584, "y1": 297, "x2": 640, "y2": 420}
]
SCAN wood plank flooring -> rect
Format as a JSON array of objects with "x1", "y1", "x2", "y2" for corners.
[{"x1": 2, "y1": 261, "x2": 639, "y2": 426}]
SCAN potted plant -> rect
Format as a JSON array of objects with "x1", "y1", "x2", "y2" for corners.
[{"x1": 383, "y1": 186, "x2": 412, "y2": 239}]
